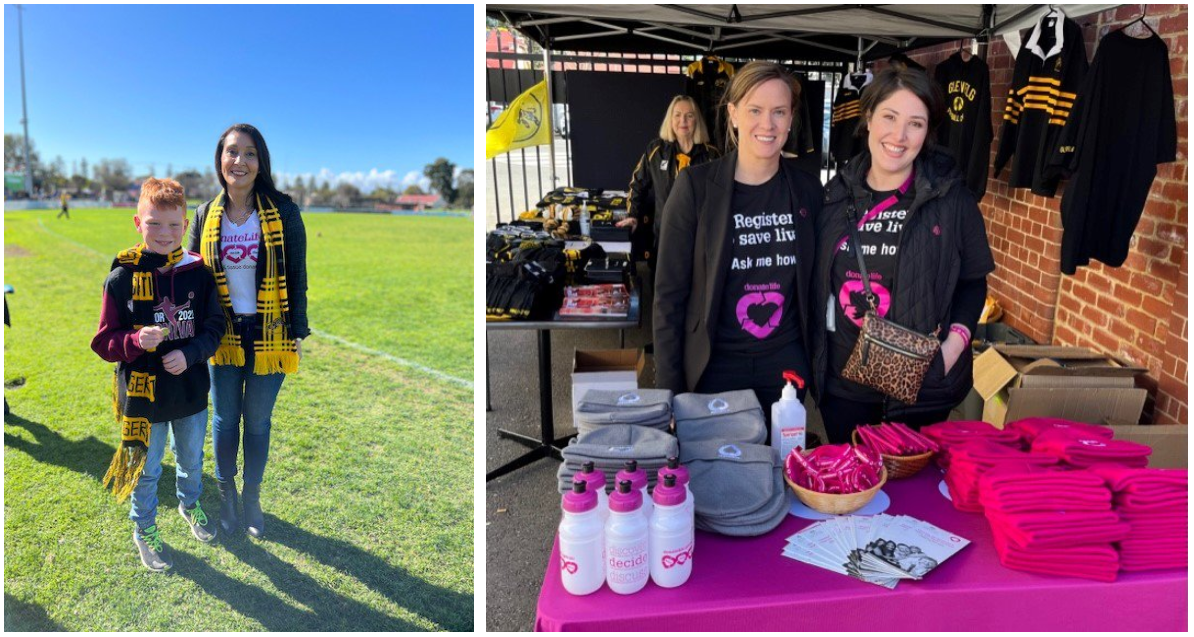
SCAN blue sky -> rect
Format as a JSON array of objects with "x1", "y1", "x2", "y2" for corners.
[{"x1": 3, "y1": 4, "x2": 473, "y2": 192}]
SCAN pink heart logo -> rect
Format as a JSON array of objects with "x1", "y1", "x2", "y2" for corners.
[
  {"x1": 222, "y1": 245, "x2": 247, "y2": 264},
  {"x1": 560, "y1": 558, "x2": 579, "y2": 574},
  {"x1": 838, "y1": 278, "x2": 892, "y2": 327},
  {"x1": 735, "y1": 291, "x2": 784, "y2": 339}
]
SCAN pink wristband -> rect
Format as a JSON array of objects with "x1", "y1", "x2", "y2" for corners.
[{"x1": 950, "y1": 325, "x2": 971, "y2": 342}]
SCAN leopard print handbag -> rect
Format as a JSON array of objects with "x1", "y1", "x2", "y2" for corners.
[
  {"x1": 841, "y1": 310, "x2": 939, "y2": 404},
  {"x1": 839, "y1": 220, "x2": 940, "y2": 404}
]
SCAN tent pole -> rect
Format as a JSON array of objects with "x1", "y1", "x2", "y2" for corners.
[
  {"x1": 979, "y1": 4, "x2": 995, "y2": 61},
  {"x1": 856, "y1": 36, "x2": 863, "y2": 71},
  {"x1": 543, "y1": 40, "x2": 557, "y2": 188}
]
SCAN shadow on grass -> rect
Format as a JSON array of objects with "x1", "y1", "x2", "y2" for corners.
[
  {"x1": 3, "y1": 414, "x2": 114, "y2": 480},
  {"x1": 5, "y1": 414, "x2": 471, "y2": 631},
  {"x1": 4, "y1": 593, "x2": 63, "y2": 631},
  {"x1": 172, "y1": 541, "x2": 423, "y2": 631},
  {"x1": 268, "y1": 516, "x2": 473, "y2": 631},
  {"x1": 4, "y1": 413, "x2": 219, "y2": 516}
]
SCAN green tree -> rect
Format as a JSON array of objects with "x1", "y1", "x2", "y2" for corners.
[
  {"x1": 452, "y1": 168, "x2": 474, "y2": 209},
  {"x1": 94, "y1": 158, "x2": 133, "y2": 193},
  {"x1": 174, "y1": 170, "x2": 206, "y2": 200},
  {"x1": 333, "y1": 183, "x2": 361, "y2": 209},
  {"x1": 423, "y1": 158, "x2": 457, "y2": 203},
  {"x1": 79, "y1": 157, "x2": 89, "y2": 180},
  {"x1": 4, "y1": 133, "x2": 40, "y2": 173},
  {"x1": 403, "y1": 184, "x2": 426, "y2": 195},
  {"x1": 369, "y1": 186, "x2": 399, "y2": 202}
]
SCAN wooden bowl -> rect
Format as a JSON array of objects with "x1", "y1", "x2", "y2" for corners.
[
  {"x1": 852, "y1": 430, "x2": 936, "y2": 480},
  {"x1": 785, "y1": 466, "x2": 888, "y2": 515}
]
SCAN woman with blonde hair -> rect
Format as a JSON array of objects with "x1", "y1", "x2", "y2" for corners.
[
  {"x1": 654, "y1": 62, "x2": 821, "y2": 416},
  {"x1": 621, "y1": 95, "x2": 720, "y2": 269}
]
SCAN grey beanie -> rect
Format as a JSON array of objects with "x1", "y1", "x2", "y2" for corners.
[
  {"x1": 674, "y1": 390, "x2": 766, "y2": 445},
  {"x1": 680, "y1": 442, "x2": 780, "y2": 519}
]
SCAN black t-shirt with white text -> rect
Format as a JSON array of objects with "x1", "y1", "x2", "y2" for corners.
[
  {"x1": 714, "y1": 171, "x2": 802, "y2": 354},
  {"x1": 827, "y1": 184, "x2": 914, "y2": 398}
]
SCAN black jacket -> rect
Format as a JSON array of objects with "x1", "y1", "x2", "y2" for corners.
[
  {"x1": 186, "y1": 194, "x2": 310, "y2": 339},
  {"x1": 811, "y1": 147, "x2": 995, "y2": 408},
  {"x1": 628, "y1": 138, "x2": 720, "y2": 240},
  {"x1": 654, "y1": 151, "x2": 823, "y2": 394}
]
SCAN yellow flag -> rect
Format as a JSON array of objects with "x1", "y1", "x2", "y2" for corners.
[{"x1": 486, "y1": 80, "x2": 552, "y2": 159}]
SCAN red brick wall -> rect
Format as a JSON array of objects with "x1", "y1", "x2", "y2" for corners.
[{"x1": 897, "y1": 5, "x2": 1188, "y2": 424}]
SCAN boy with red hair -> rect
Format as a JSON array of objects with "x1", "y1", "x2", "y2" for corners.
[{"x1": 91, "y1": 177, "x2": 225, "y2": 571}]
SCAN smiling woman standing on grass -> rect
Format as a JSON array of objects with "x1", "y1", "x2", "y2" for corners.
[{"x1": 186, "y1": 123, "x2": 309, "y2": 539}]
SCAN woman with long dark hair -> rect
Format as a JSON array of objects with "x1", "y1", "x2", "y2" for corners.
[
  {"x1": 185, "y1": 123, "x2": 309, "y2": 538},
  {"x1": 811, "y1": 67, "x2": 994, "y2": 443}
]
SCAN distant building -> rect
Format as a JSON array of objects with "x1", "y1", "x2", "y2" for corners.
[{"x1": 392, "y1": 194, "x2": 443, "y2": 212}]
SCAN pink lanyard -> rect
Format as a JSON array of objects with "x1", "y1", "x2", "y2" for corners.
[{"x1": 834, "y1": 171, "x2": 915, "y2": 253}]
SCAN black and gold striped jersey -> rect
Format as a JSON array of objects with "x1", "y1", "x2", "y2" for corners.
[
  {"x1": 993, "y1": 12, "x2": 1088, "y2": 197},
  {"x1": 830, "y1": 71, "x2": 871, "y2": 165}
]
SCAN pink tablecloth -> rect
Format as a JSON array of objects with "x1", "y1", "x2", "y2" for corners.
[{"x1": 535, "y1": 469, "x2": 1187, "y2": 631}]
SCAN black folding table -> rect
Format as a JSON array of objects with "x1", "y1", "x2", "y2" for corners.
[{"x1": 485, "y1": 283, "x2": 640, "y2": 481}]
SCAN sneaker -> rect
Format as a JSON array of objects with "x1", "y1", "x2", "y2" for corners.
[
  {"x1": 179, "y1": 501, "x2": 217, "y2": 543},
  {"x1": 133, "y1": 525, "x2": 173, "y2": 572}
]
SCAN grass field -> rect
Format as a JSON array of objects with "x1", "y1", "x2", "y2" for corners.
[{"x1": 3, "y1": 208, "x2": 474, "y2": 631}]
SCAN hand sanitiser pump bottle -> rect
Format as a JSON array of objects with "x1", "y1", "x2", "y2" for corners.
[
  {"x1": 558, "y1": 478, "x2": 604, "y2": 595},
  {"x1": 770, "y1": 370, "x2": 807, "y2": 463},
  {"x1": 605, "y1": 479, "x2": 649, "y2": 594},
  {"x1": 650, "y1": 474, "x2": 694, "y2": 588}
]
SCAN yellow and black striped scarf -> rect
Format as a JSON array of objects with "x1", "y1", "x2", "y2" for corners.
[
  {"x1": 103, "y1": 243, "x2": 183, "y2": 501},
  {"x1": 200, "y1": 192, "x2": 299, "y2": 375}
]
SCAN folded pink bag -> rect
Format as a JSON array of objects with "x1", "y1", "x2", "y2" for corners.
[
  {"x1": 986, "y1": 511, "x2": 1130, "y2": 549},
  {"x1": 1006, "y1": 418, "x2": 1114, "y2": 445}
]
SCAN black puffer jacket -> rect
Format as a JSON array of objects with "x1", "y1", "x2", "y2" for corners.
[{"x1": 811, "y1": 146, "x2": 995, "y2": 411}]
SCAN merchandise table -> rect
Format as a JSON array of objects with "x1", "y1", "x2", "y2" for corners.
[
  {"x1": 535, "y1": 469, "x2": 1187, "y2": 631},
  {"x1": 486, "y1": 280, "x2": 641, "y2": 482}
]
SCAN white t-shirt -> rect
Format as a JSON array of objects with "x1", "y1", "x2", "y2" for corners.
[{"x1": 220, "y1": 210, "x2": 260, "y2": 315}]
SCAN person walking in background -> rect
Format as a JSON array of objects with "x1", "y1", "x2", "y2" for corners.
[
  {"x1": 57, "y1": 191, "x2": 70, "y2": 219},
  {"x1": 186, "y1": 123, "x2": 309, "y2": 540}
]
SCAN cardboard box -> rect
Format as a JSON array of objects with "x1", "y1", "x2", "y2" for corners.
[
  {"x1": 571, "y1": 349, "x2": 645, "y2": 428},
  {"x1": 971, "y1": 345, "x2": 1148, "y2": 427},
  {"x1": 1110, "y1": 424, "x2": 1188, "y2": 469}
]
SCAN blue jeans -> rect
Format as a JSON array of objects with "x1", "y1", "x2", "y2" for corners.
[
  {"x1": 129, "y1": 409, "x2": 208, "y2": 530},
  {"x1": 209, "y1": 350, "x2": 286, "y2": 486}
]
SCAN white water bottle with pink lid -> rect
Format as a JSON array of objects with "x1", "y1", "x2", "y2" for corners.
[
  {"x1": 575, "y1": 461, "x2": 609, "y2": 524},
  {"x1": 605, "y1": 479, "x2": 649, "y2": 594},
  {"x1": 616, "y1": 460, "x2": 652, "y2": 523},
  {"x1": 558, "y1": 478, "x2": 605, "y2": 596},
  {"x1": 650, "y1": 473, "x2": 694, "y2": 588},
  {"x1": 657, "y1": 456, "x2": 694, "y2": 524}
]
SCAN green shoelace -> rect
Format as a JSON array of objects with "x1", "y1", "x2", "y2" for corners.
[
  {"x1": 140, "y1": 525, "x2": 164, "y2": 552},
  {"x1": 187, "y1": 503, "x2": 209, "y2": 527}
]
